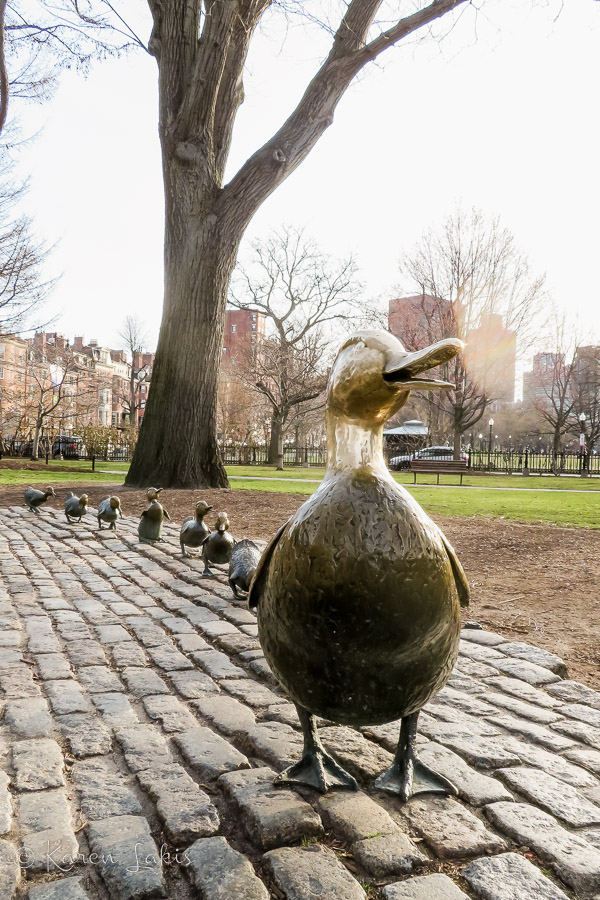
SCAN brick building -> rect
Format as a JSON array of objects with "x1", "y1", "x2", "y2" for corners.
[
  {"x1": 223, "y1": 308, "x2": 266, "y2": 366},
  {"x1": 0, "y1": 330, "x2": 155, "y2": 439}
]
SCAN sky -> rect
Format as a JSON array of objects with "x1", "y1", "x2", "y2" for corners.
[{"x1": 10, "y1": 0, "x2": 600, "y2": 367}]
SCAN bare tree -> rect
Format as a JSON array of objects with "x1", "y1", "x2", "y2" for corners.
[
  {"x1": 229, "y1": 226, "x2": 366, "y2": 463},
  {"x1": 117, "y1": 315, "x2": 149, "y2": 428},
  {"x1": 217, "y1": 356, "x2": 266, "y2": 446},
  {"x1": 3, "y1": 1, "x2": 480, "y2": 486},
  {"x1": 524, "y1": 315, "x2": 578, "y2": 472},
  {"x1": 252, "y1": 333, "x2": 328, "y2": 468},
  {"x1": 571, "y1": 344, "x2": 600, "y2": 467},
  {"x1": 0, "y1": 155, "x2": 55, "y2": 331},
  {"x1": 397, "y1": 208, "x2": 548, "y2": 456},
  {"x1": 1, "y1": 0, "x2": 143, "y2": 138},
  {"x1": 20, "y1": 344, "x2": 103, "y2": 459}
]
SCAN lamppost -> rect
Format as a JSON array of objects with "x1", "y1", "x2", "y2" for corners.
[
  {"x1": 487, "y1": 418, "x2": 494, "y2": 471},
  {"x1": 579, "y1": 412, "x2": 588, "y2": 477}
]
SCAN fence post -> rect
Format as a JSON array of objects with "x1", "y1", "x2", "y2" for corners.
[{"x1": 523, "y1": 446, "x2": 529, "y2": 476}]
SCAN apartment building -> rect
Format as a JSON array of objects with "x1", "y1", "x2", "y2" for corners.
[{"x1": 0, "y1": 330, "x2": 155, "y2": 439}]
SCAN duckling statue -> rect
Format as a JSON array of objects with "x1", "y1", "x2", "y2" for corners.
[
  {"x1": 24, "y1": 486, "x2": 56, "y2": 515},
  {"x1": 138, "y1": 488, "x2": 170, "y2": 543},
  {"x1": 228, "y1": 539, "x2": 261, "y2": 598},
  {"x1": 64, "y1": 492, "x2": 89, "y2": 523},
  {"x1": 98, "y1": 496, "x2": 123, "y2": 530},
  {"x1": 249, "y1": 330, "x2": 469, "y2": 801},
  {"x1": 180, "y1": 500, "x2": 213, "y2": 556},
  {"x1": 202, "y1": 512, "x2": 235, "y2": 576}
]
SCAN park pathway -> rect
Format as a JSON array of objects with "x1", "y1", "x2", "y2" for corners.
[{"x1": 0, "y1": 505, "x2": 598, "y2": 899}]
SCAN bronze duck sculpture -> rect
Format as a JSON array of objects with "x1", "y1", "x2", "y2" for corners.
[
  {"x1": 24, "y1": 486, "x2": 56, "y2": 515},
  {"x1": 228, "y1": 539, "x2": 261, "y2": 598},
  {"x1": 202, "y1": 512, "x2": 235, "y2": 576},
  {"x1": 138, "y1": 488, "x2": 170, "y2": 543},
  {"x1": 180, "y1": 500, "x2": 213, "y2": 557},
  {"x1": 98, "y1": 496, "x2": 123, "y2": 530},
  {"x1": 64, "y1": 492, "x2": 89, "y2": 523},
  {"x1": 249, "y1": 330, "x2": 469, "y2": 801}
]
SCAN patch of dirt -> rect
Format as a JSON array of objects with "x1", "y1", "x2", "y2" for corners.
[{"x1": 3, "y1": 481, "x2": 599, "y2": 690}]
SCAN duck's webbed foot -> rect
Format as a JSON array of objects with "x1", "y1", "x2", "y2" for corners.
[
  {"x1": 277, "y1": 747, "x2": 358, "y2": 793},
  {"x1": 275, "y1": 705, "x2": 358, "y2": 794},
  {"x1": 373, "y1": 712, "x2": 457, "y2": 802}
]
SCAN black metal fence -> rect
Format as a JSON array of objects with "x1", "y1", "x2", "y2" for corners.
[
  {"x1": 385, "y1": 447, "x2": 600, "y2": 476},
  {"x1": 3, "y1": 437, "x2": 598, "y2": 475},
  {"x1": 467, "y1": 448, "x2": 600, "y2": 476},
  {"x1": 220, "y1": 445, "x2": 328, "y2": 467}
]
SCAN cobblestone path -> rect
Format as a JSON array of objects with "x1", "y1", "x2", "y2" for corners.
[{"x1": 0, "y1": 506, "x2": 599, "y2": 899}]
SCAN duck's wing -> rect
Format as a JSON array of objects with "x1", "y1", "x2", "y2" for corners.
[
  {"x1": 180, "y1": 517, "x2": 194, "y2": 534},
  {"x1": 439, "y1": 530, "x2": 470, "y2": 608},
  {"x1": 248, "y1": 519, "x2": 289, "y2": 610}
]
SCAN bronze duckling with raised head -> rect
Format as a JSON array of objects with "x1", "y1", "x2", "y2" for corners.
[
  {"x1": 98, "y1": 496, "x2": 123, "y2": 530},
  {"x1": 24, "y1": 486, "x2": 56, "y2": 515},
  {"x1": 138, "y1": 487, "x2": 170, "y2": 543},
  {"x1": 64, "y1": 492, "x2": 89, "y2": 523},
  {"x1": 202, "y1": 512, "x2": 235, "y2": 576},
  {"x1": 249, "y1": 330, "x2": 469, "y2": 801},
  {"x1": 180, "y1": 500, "x2": 213, "y2": 556}
]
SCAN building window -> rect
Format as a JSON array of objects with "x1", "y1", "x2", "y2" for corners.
[
  {"x1": 140, "y1": 399, "x2": 146, "y2": 408},
  {"x1": 18, "y1": 372, "x2": 23, "y2": 382},
  {"x1": 251, "y1": 324, "x2": 256, "y2": 331},
  {"x1": 0, "y1": 367, "x2": 4, "y2": 379},
  {"x1": 231, "y1": 324, "x2": 237, "y2": 333},
  {"x1": 140, "y1": 384, "x2": 147, "y2": 393},
  {"x1": 0, "y1": 345, "x2": 5, "y2": 360},
  {"x1": 252, "y1": 313, "x2": 257, "y2": 321},
  {"x1": 112, "y1": 412, "x2": 118, "y2": 426},
  {"x1": 222, "y1": 347, "x2": 227, "y2": 353}
]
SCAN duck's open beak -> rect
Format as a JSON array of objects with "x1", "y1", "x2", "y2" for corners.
[{"x1": 383, "y1": 338, "x2": 464, "y2": 390}]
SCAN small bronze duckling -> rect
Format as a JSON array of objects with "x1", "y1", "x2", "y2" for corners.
[
  {"x1": 64, "y1": 492, "x2": 89, "y2": 523},
  {"x1": 24, "y1": 486, "x2": 56, "y2": 515},
  {"x1": 228, "y1": 539, "x2": 261, "y2": 598},
  {"x1": 138, "y1": 488, "x2": 170, "y2": 543},
  {"x1": 202, "y1": 512, "x2": 235, "y2": 576},
  {"x1": 180, "y1": 500, "x2": 213, "y2": 557},
  {"x1": 249, "y1": 329, "x2": 469, "y2": 801},
  {"x1": 98, "y1": 496, "x2": 123, "y2": 530}
]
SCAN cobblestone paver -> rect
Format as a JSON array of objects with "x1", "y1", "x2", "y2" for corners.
[{"x1": 0, "y1": 506, "x2": 599, "y2": 898}]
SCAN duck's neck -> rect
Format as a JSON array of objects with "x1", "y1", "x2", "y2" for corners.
[{"x1": 325, "y1": 412, "x2": 390, "y2": 479}]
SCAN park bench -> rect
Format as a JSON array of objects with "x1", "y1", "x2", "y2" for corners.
[{"x1": 410, "y1": 458, "x2": 469, "y2": 485}]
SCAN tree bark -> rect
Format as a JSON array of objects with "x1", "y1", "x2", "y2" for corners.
[
  {"x1": 31, "y1": 420, "x2": 42, "y2": 460},
  {"x1": 268, "y1": 410, "x2": 283, "y2": 466},
  {"x1": 126, "y1": 155, "x2": 239, "y2": 488},
  {"x1": 453, "y1": 426, "x2": 462, "y2": 460}
]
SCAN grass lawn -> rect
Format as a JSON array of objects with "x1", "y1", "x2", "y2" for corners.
[
  {"x1": 0, "y1": 468, "x2": 122, "y2": 485},
  {"x1": 230, "y1": 474, "x2": 600, "y2": 528},
  {"x1": 2, "y1": 461, "x2": 599, "y2": 528},
  {"x1": 227, "y1": 465, "x2": 600, "y2": 491}
]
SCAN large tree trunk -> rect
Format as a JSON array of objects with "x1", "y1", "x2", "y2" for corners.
[
  {"x1": 126, "y1": 158, "x2": 239, "y2": 488},
  {"x1": 31, "y1": 420, "x2": 42, "y2": 460},
  {"x1": 552, "y1": 428, "x2": 561, "y2": 475},
  {"x1": 268, "y1": 410, "x2": 283, "y2": 466},
  {"x1": 453, "y1": 426, "x2": 462, "y2": 460}
]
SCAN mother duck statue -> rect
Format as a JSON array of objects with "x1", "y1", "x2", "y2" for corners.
[{"x1": 249, "y1": 330, "x2": 469, "y2": 801}]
